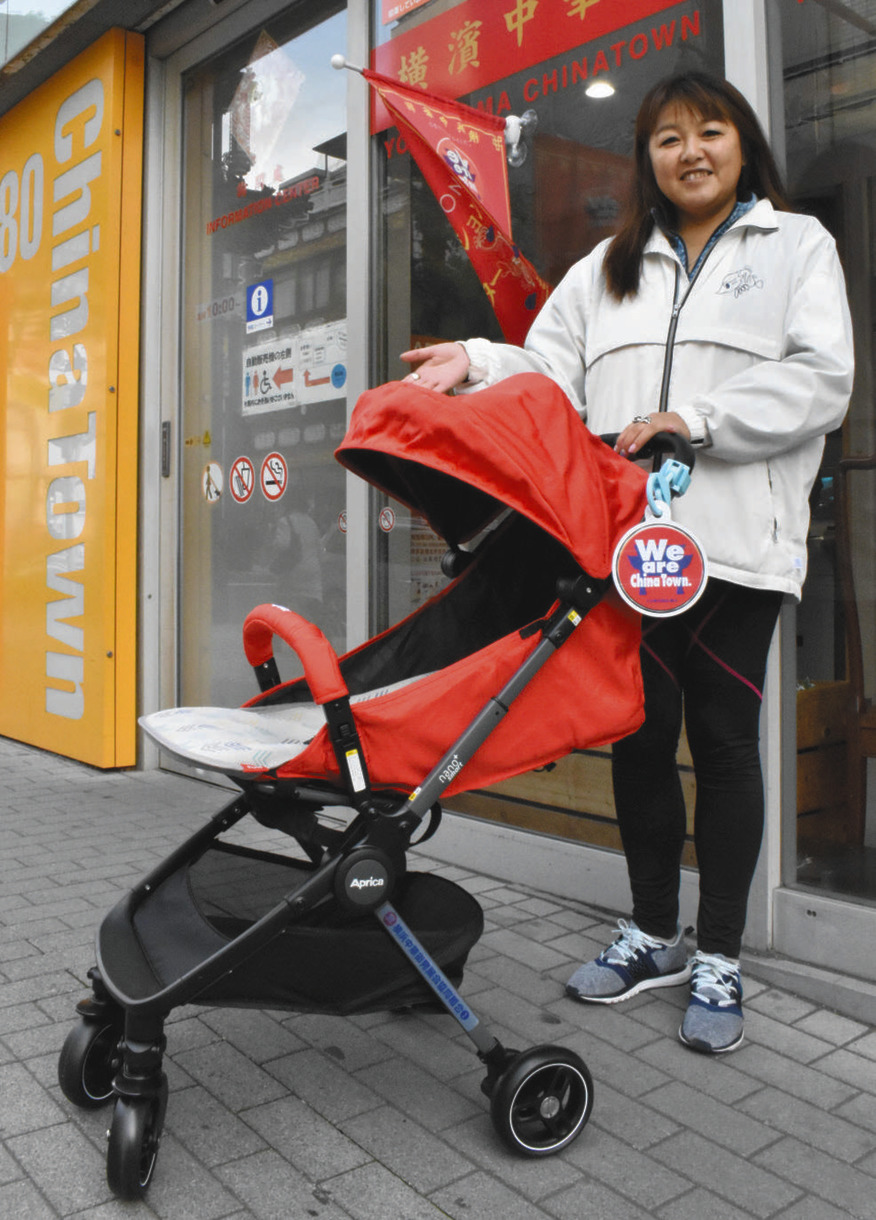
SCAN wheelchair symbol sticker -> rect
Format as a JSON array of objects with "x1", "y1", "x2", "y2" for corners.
[{"x1": 260, "y1": 452, "x2": 288, "y2": 501}]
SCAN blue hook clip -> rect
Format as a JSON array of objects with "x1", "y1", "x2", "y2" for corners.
[{"x1": 646, "y1": 458, "x2": 692, "y2": 516}]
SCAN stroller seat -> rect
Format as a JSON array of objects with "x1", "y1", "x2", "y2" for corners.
[{"x1": 141, "y1": 673, "x2": 431, "y2": 775}]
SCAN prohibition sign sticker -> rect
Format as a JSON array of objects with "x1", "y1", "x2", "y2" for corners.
[
  {"x1": 260, "y1": 452, "x2": 288, "y2": 502},
  {"x1": 378, "y1": 506, "x2": 395, "y2": 533},
  {"x1": 230, "y1": 456, "x2": 255, "y2": 504},
  {"x1": 612, "y1": 517, "x2": 708, "y2": 617}
]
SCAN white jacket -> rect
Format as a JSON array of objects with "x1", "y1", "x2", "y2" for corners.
[{"x1": 461, "y1": 199, "x2": 854, "y2": 597}]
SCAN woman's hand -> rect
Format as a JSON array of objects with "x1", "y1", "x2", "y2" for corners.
[
  {"x1": 399, "y1": 343, "x2": 470, "y2": 393},
  {"x1": 615, "y1": 411, "x2": 691, "y2": 456}
]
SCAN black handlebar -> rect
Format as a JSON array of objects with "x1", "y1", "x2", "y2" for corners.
[{"x1": 600, "y1": 430, "x2": 696, "y2": 473}]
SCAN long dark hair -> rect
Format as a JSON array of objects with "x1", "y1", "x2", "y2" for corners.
[{"x1": 603, "y1": 72, "x2": 791, "y2": 300}]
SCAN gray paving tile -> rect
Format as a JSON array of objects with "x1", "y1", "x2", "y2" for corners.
[
  {"x1": 215, "y1": 1147, "x2": 349, "y2": 1220},
  {"x1": 354, "y1": 1055, "x2": 481, "y2": 1133},
  {"x1": 265, "y1": 1047, "x2": 381, "y2": 1123},
  {"x1": 564, "y1": 1123, "x2": 690, "y2": 1209},
  {"x1": 339, "y1": 1104, "x2": 473, "y2": 1194},
  {"x1": 328, "y1": 1161, "x2": 456, "y2": 1220},
  {"x1": 430, "y1": 1169, "x2": 555, "y2": 1220},
  {"x1": 754, "y1": 1135, "x2": 876, "y2": 1219},
  {"x1": 731, "y1": 1042, "x2": 859, "y2": 1110},
  {"x1": 241, "y1": 1095, "x2": 372, "y2": 1180},
  {"x1": 738, "y1": 1084, "x2": 876, "y2": 1162},
  {"x1": 657, "y1": 1129, "x2": 801, "y2": 1218},
  {"x1": 0, "y1": 1061, "x2": 67, "y2": 1136},
  {"x1": 542, "y1": 1177, "x2": 654, "y2": 1220},
  {"x1": 172, "y1": 1040, "x2": 289, "y2": 1112},
  {"x1": 0, "y1": 1179, "x2": 58, "y2": 1220},
  {"x1": 164, "y1": 1084, "x2": 267, "y2": 1166},
  {"x1": 643, "y1": 1080, "x2": 777, "y2": 1157},
  {"x1": 440, "y1": 1111, "x2": 583, "y2": 1201},
  {"x1": 6, "y1": 1121, "x2": 111, "y2": 1215}
]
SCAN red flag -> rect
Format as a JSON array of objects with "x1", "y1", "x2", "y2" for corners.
[{"x1": 363, "y1": 69, "x2": 550, "y2": 345}]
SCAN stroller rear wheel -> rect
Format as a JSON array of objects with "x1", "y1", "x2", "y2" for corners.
[
  {"x1": 58, "y1": 1018, "x2": 122, "y2": 1110},
  {"x1": 106, "y1": 1075, "x2": 168, "y2": 1200},
  {"x1": 490, "y1": 1045, "x2": 593, "y2": 1156}
]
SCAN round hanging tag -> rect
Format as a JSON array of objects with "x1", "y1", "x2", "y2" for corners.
[{"x1": 612, "y1": 516, "x2": 708, "y2": 617}]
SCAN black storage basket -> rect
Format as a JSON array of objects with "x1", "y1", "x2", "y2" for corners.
[{"x1": 130, "y1": 842, "x2": 484, "y2": 1015}]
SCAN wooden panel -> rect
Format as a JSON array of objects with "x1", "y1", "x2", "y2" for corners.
[
  {"x1": 796, "y1": 681, "x2": 852, "y2": 751},
  {"x1": 797, "y1": 742, "x2": 848, "y2": 816}
]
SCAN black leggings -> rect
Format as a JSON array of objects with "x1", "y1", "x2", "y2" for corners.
[{"x1": 611, "y1": 579, "x2": 782, "y2": 958}]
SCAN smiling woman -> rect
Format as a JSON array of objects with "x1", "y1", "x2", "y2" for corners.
[{"x1": 648, "y1": 108, "x2": 744, "y2": 263}]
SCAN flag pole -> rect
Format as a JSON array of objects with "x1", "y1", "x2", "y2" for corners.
[{"x1": 331, "y1": 54, "x2": 365, "y2": 75}]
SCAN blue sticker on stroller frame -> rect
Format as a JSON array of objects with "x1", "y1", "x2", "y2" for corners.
[{"x1": 378, "y1": 902, "x2": 479, "y2": 1032}]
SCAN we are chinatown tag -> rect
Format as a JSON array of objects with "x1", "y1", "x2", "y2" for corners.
[{"x1": 612, "y1": 517, "x2": 708, "y2": 617}]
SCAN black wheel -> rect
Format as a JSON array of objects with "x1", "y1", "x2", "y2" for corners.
[
  {"x1": 58, "y1": 1019, "x2": 121, "y2": 1109},
  {"x1": 106, "y1": 1075, "x2": 168, "y2": 1200},
  {"x1": 490, "y1": 1045, "x2": 593, "y2": 1156}
]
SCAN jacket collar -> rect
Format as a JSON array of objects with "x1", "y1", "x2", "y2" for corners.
[{"x1": 644, "y1": 196, "x2": 779, "y2": 258}]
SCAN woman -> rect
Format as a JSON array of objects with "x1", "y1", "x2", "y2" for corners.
[{"x1": 400, "y1": 72, "x2": 854, "y2": 1054}]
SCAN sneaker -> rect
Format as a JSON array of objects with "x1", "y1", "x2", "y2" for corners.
[
  {"x1": 678, "y1": 950, "x2": 744, "y2": 1054},
  {"x1": 565, "y1": 919, "x2": 691, "y2": 1004}
]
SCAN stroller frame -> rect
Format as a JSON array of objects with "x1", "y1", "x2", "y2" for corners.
[{"x1": 59, "y1": 574, "x2": 608, "y2": 1199}]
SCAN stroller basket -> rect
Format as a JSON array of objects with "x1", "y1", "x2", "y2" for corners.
[{"x1": 113, "y1": 842, "x2": 482, "y2": 1014}]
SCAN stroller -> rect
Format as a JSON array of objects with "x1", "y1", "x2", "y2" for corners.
[{"x1": 57, "y1": 372, "x2": 694, "y2": 1199}]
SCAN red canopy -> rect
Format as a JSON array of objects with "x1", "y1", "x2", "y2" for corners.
[{"x1": 337, "y1": 373, "x2": 647, "y2": 579}]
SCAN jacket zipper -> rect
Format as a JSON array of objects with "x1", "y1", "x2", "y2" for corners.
[{"x1": 655, "y1": 238, "x2": 722, "y2": 415}]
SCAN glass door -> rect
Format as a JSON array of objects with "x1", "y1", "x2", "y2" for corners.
[
  {"x1": 776, "y1": 1, "x2": 876, "y2": 932},
  {"x1": 179, "y1": 7, "x2": 348, "y2": 708}
]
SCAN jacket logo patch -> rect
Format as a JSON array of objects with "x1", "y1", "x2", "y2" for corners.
[{"x1": 718, "y1": 266, "x2": 764, "y2": 298}]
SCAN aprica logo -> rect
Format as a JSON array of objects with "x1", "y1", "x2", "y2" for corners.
[{"x1": 350, "y1": 876, "x2": 385, "y2": 890}]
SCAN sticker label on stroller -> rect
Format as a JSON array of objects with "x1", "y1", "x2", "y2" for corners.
[
  {"x1": 612, "y1": 520, "x2": 708, "y2": 617},
  {"x1": 345, "y1": 748, "x2": 366, "y2": 792},
  {"x1": 378, "y1": 903, "x2": 479, "y2": 1032}
]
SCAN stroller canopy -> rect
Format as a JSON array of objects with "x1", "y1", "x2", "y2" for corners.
[
  {"x1": 336, "y1": 372, "x2": 647, "y2": 579},
  {"x1": 143, "y1": 374, "x2": 651, "y2": 794}
]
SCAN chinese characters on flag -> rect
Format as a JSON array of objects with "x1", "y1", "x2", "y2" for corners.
[{"x1": 364, "y1": 69, "x2": 550, "y2": 344}]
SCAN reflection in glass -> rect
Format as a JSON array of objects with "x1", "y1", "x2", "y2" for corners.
[
  {"x1": 180, "y1": 9, "x2": 347, "y2": 708},
  {"x1": 779, "y1": 0, "x2": 876, "y2": 903}
]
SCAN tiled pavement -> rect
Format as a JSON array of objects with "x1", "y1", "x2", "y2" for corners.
[{"x1": 1, "y1": 733, "x2": 875, "y2": 1219}]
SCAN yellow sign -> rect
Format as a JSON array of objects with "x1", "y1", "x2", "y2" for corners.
[{"x1": 0, "y1": 29, "x2": 144, "y2": 766}]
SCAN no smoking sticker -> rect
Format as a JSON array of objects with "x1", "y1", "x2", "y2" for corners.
[
  {"x1": 612, "y1": 518, "x2": 708, "y2": 617},
  {"x1": 260, "y1": 452, "x2": 288, "y2": 501}
]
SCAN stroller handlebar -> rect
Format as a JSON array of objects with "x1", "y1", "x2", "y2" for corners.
[
  {"x1": 600, "y1": 429, "x2": 696, "y2": 474},
  {"x1": 243, "y1": 603, "x2": 349, "y2": 702}
]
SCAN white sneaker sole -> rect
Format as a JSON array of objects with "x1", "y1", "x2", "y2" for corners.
[{"x1": 566, "y1": 962, "x2": 692, "y2": 1005}]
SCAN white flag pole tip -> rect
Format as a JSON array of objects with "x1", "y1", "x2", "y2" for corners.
[{"x1": 331, "y1": 54, "x2": 365, "y2": 73}]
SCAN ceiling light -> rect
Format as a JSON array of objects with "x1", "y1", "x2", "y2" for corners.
[{"x1": 585, "y1": 82, "x2": 615, "y2": 99}]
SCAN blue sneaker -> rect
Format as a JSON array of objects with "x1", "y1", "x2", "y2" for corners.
[
  {"x1": 678, "y1": 950, "x2": 744, "y2": 1054},
  {"x1": 566, "y1": 919, "x2": 691, "y2": 1004}
]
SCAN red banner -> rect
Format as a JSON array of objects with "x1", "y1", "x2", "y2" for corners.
[
  {"x1": 373, "y1": 0, "x2": 691, "y2": 126},
  {"x1": 364, "y1": 69, "x2": 550, "y2": 343}
]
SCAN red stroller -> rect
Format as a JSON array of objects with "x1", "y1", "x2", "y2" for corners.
[{"x1": 57, "y1": 373, "x2": 693, "y2": 1199}]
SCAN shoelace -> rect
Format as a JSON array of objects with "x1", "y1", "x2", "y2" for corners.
[
  {"x1": 600, "y1": 918, "x2": 663, "y2": 966},
  {"x1": 690, "y1": 951, "x2": 741, "y2": 1007}
]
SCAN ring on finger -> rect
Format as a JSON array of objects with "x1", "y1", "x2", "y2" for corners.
[
  {"x1": 411, "y1": 372, "x2": 421, "y2": 381},
  {"x1": 632, "y1": 414, "x2": 651, "y2": 425}
]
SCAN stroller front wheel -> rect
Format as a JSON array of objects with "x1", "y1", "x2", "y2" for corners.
[
  {"x1": 106, "y1": 1075, "x2": 168, "y2": 1200},
  {"x1": 58, "y1": 1018, "x2": 122, "y2": 1110},
  {"x1": 490, "y1": 1045, "x2": 593, "y2": 1156}
]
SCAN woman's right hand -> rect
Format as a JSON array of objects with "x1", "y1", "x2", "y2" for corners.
[{"x1": 399, "y1": 342, "x2": 471, "y2": 393}]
